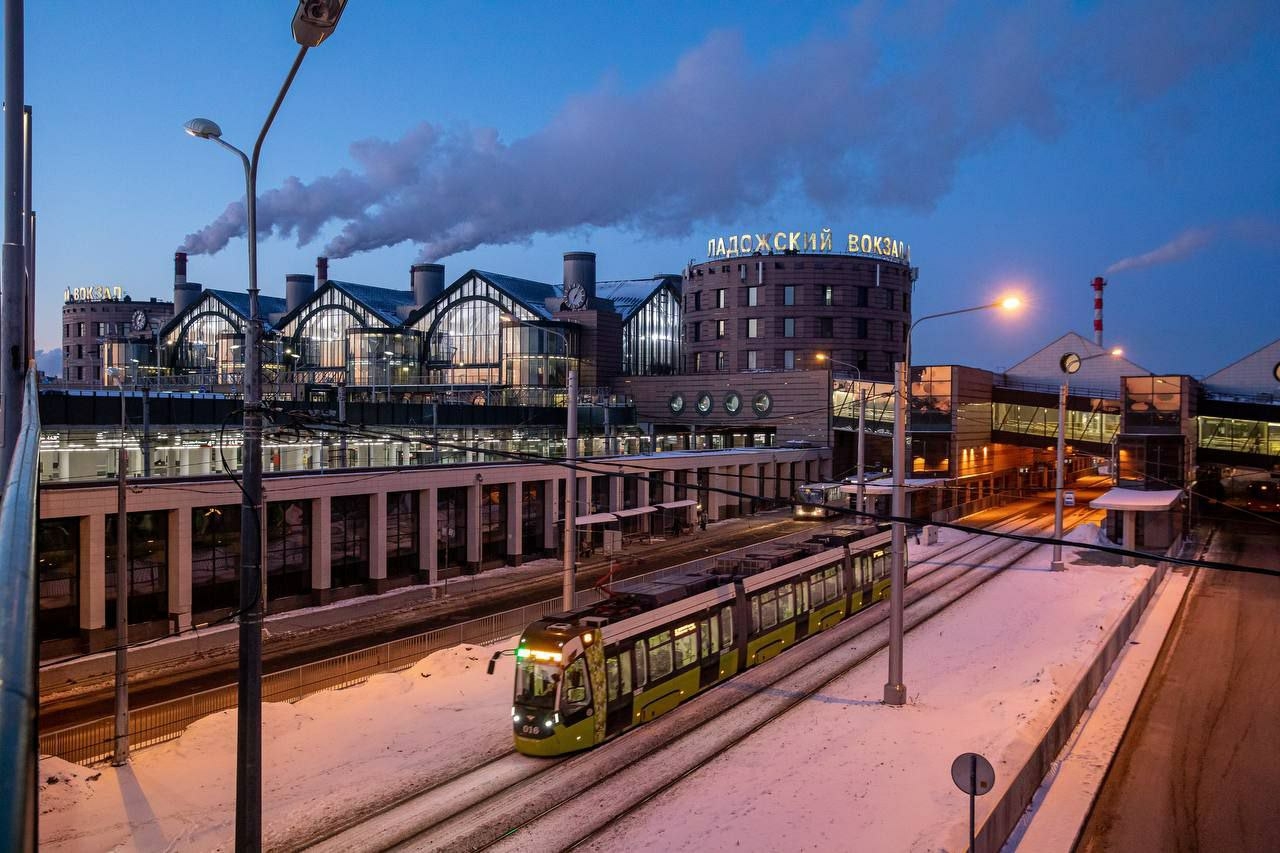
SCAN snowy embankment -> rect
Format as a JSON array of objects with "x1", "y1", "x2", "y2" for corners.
[{"x1": 38, "y1": 523, "x2": 1156, "y2": 852}]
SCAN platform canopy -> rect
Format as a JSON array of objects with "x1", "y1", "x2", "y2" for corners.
[
  {"x1": 1089, "y1": 488, "x2": 1182, "y2": 511},
  {"x1": 613, "y1": 506, "x2": 657, "y2": 519},
  {"x1": 840, "y1": 478, "x2": 945, "y2": 496},
  {"x1": 655, "y1": 499, "x2": 697, "y2": 510},
  {"x1": 575, "y1": 512, "x2": 618, "y2": 526}
]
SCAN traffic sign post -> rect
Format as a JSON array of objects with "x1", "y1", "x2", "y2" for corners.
[{"x1": 951, "y1": 752, "x2": 995, "y2": 852}]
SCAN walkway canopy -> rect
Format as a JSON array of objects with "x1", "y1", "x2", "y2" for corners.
[{"x1": 1089, "y1": 488, "x2": 1182, "y2": 511}]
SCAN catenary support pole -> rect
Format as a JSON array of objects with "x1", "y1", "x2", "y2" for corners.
[
  {"x1": 563, "y1": 368, "x2": 578, "y2": 610},
  {"x1": 1052, "y1": 380, "x2": 1067, "y2": 571},
  {"x1": 856, "y1": 387, "x2": 867, "y2": 517},
  {"x1": 884, "y1": 358, "x2": 907, "y2": 705},
  {"x1": 112, "y1": 382, "x2": 129, "y2": 765}
]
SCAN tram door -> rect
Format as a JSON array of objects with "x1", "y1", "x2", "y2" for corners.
[
  {"x1": 604, "y1": 645, "x2": 635, "y2": 737},
  {"x1": 698, "y1": 615, "x2": 721, "y2": 688}
]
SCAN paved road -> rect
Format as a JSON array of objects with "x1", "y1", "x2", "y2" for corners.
[{"x1": 1078, "y1": 516, "x2": 1280, "y2": 853}]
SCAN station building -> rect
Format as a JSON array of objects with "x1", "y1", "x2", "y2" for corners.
[{"x1": 60, "y1": 285, "x2": 173, "y2": 383}]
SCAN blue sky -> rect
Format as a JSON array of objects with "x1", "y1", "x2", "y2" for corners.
[{"x1": 13, "y1": 1, "x2": 1280, "y2": 374}]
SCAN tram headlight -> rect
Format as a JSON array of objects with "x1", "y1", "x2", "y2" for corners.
[
  {"x1": 513, "y1": 713, "x2": 521, "y2": 723},
  {"x1": 544, "y1": 719, "x2": 554, "y2": 728}
]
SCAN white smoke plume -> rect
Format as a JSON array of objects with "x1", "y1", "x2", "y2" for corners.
[
  {"x1": 180, "y1": 1, "x2": 1277, "y2": 262},
  {"x1": 1106, "y1": 218, "x2": 1280, "y2": 274}
]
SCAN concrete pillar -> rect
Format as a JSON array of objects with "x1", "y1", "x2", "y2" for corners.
[
  {"x1": 80, "y1": 514, "x2": 105, "y2": 632},
  {"x1": 169, "y1": 507, "x2": 192, "y2": 631},
  {"x1": 1122, "y1": 510, "x2": 1137, "y2": 567},
  {"x1": 369, "y1": 491, "x2": 388, "y2": 588},
  {"x1": 418, "y1": 487, "x2": 437, "y2": 582},
  {"x1": 312, "y1": 495, "x2": 332, "y2": 595},
  {"x1": 707, "y1": 467, "x2": 725, "y2": 521},
  {"x1": 608, "y1": 473, "x2": 624, "y2": 512},
  {"x1": 506, "y1": 481, "x2": 523, "y2": 566},
  {"x1": 660, "y1": 470, "x2": 675, "y2": 504},
  {"x1": 58, "y1": 450, "x2": 70, "y2": 481},
  {"x1": 467, "y1": 480, "x2": 482, "y2": 572}
]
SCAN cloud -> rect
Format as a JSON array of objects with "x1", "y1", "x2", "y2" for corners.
[
  {"x1": 1106, "y1": 218, "x2": 1280, "y2": 274},
  {"x1": 179, "y1": 1, "x2": 1278, "y2": 262}
]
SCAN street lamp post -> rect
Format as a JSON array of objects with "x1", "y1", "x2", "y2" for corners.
[
  {"x1": 816, "y1": 354, "x2": 868, "y2": 519},
  {"x1": 183, "y1": 3, "x2": 346, "y2": 848},
  {"x1": 884, "y1": 297, "x2": 1022, "y2": 706},
  {"x1": 1053, "y1": 348, "x2": 1122, "y2": 570},
  {"x1": 504, "y1": 316, "x2": 578, "y2": 609}
]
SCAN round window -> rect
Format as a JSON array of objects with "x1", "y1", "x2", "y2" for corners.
[
  {"x1": 696, "y1": 392, "x2": 713, "y2": 415},
  {"x1": 752, "y1": 391, "x2": 773, "y2": 415},
  {"x1": 669, "y1": 393, "x2": 685, "y2": 414},
  {"x1": 724, "y1": 391, "x2": 742, "y2": 415}
]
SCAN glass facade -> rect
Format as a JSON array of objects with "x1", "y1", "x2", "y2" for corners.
[
  {"x1": 330, "y1": 495, "x2": 369, "y2": 588},
  {"x1": 621, "y1": 286, "x2": 680, "y2": 376},
  {"x1": 191, "y1": 504, "x2": 241, "y2": 613},
  {"x1": 105, "y1": 510, "x2": 169, "y2": 625},
  {"x1": 162, "y1": 297, "x2": 244, "y2": 379},
  {"x1": 1198, "y1": 416, "x2": 1280, "y2": 457},
  {"x1": 501, "y1": 322, "x2": 575, "y2": 387},
  {"x1": 1124, "y1": 376, "x2": 1183, "y2": 432},
  {"x1": 521, "y1": 482, "x2": 546, "y2": 555},
  {"x1": 268, "y1": 499, "x2": 312, "y2": 600},
  {"x1": 437, "y1": 487, "x2": 467, "y2": 578},
  {"x1": 279, "y1": 285, "x2": 391, "y2": 375},
  {"x1": 37, "y1": 518, "x2": 79, "y2": 640},
  {"x1": 349, "y1": 331, "x2": 422, "y2": 388},
  {"x1": 412, "y1": 274, "x2": 542, "y2": 386},
  {"x1": 480, "y1": 483, "x2": 508, "y2": 564}
]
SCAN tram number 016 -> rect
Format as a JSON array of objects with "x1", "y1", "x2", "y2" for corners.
[{"x1": 521, "y1": 724, "x2": 540, "y2": 735}]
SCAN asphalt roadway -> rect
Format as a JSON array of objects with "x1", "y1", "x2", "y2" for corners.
[{"x1": 1077, "y1": 513, "x2": 1280, "y2": 852}]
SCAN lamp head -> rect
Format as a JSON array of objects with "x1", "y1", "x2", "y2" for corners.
[
  {"x1": 293, "y1": 0, "x2": 348, "y2": 47},
  {"x1": 815, "y1": 353, "x2": 828, "y2": 363},
  {"x1": 1110, "y1": 347, "x2": 1124, "y2": 357},
  {"x1": 183, "y1": 118, "x2": 223, "y2": 140},
  {"x1": 998, "y1": 296, "x2": 1022, "y2": 311}
]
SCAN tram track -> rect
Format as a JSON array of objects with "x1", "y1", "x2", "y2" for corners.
[{"x1": 299, "y1": 509, "x2": 1095, "y2": 852}]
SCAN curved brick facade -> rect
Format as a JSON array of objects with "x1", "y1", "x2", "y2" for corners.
[{"x1": 682, "y1": 253, "x2": 913, "y2": 381}]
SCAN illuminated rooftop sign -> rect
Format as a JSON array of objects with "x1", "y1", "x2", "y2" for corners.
[
  {"x1": 706, "y1": 229, "x2": 910, "y2": 263},
  {"x1": 64, "y1": 285, "x2": 126, "y2": 303}
]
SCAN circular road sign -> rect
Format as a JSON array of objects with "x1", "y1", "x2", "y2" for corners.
[{"x1": 950, "y1": 752, "x2": 996, "y2": 796}]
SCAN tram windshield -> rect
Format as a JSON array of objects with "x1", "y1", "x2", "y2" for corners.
[{"x1": 515, "y1": 660, "x2": 561, "y2": 709}]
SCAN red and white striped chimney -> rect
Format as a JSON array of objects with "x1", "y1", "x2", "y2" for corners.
[{"x1": 1091, "y1": 276, "x2": 1107, "y2": 346}]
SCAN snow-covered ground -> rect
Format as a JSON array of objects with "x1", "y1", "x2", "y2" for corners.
[{"x1": 38, "y1": 523, "x2": 1161, "y2": 852}]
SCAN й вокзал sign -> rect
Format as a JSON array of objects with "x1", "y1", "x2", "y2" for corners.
[
  {"x1": 64, "y1": 285, "x2": 126, "y2": 303},
  {"x1": 707, "y1": 228, "x2": 910, "y2": 263}
]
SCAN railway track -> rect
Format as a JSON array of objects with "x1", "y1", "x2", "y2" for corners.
[{"x1": 294, "y1": 508, "x2": 1096, "y2": 852}]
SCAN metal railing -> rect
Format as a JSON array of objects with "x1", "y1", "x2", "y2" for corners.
[
  {"x1": 1, "y1": 369, "x2": 43, "y2": 851},
  {"x1": 39, "y1": 516, "x2": 843, "y2": 766}
]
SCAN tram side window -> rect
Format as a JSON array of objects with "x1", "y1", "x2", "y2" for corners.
[
  {"x1": 648, "y1": 630, "x2": 674, "y2": 680},
  {"x1": 699, "y1": 619, "x2": 711, "y2": 658},
  {"x1": 778, "y1": 584, "x2": 795, "y2": 621},
  {"x1": 635, "y1": 639, "x2": 648, "y2": 689},
  {"x1": 750, "y1": 597, "x2": 760, "y2": 633},
  {"x1": 853, "y1": 555, "x2": 867, "y2": 588},
  {"x1": 673, "y1": 625, "x2": 699, "y2": 669},
  {"x1": 760, "y1": 589, "x2": 778, "y2": 630},
  {"x1": 563, "y1": 658, "x2": 590, "y2": 711},
  {"x1": 810, "y1": 572, "x2": 826, "y2": 607},
  {"x1": 873, "y1": 549, "x2": 888, "y2": 581},
  {"x1": 720, "y1": 606, "x2": 734, "y2": 644},
  {"x1": 824, "y1": 567, "x2": 839, "y2": 601},
  {"x1": 797, "y1": 580, "x2": 808, "y2": 613}
]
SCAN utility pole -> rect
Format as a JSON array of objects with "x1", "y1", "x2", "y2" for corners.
[
  {"x1": 856, "y1": 386, "x2": 867, "y2": 517},
  {"x1": 1, "y1": 0, "x2": 28, "y2": 483}
]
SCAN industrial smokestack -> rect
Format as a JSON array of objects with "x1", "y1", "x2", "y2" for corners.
[
  {"x1": 1091, "y1": 276, "x2": 1107, "y2": 346},
  {"x1": 316, "y1": 256, "x2": 329, "y2": 286},
  {"x1": 286, "y1": 274, "x2": 316, "y2": 313},
  {"x1": 563, "y1": 251, "x2": 596, "y2": 302},
  {"x1": 411, "y1": 263, "x2": 445, "y2": 307},
  {"x1": 173, "y1": 251, "x2": 202, "y2": 314}
]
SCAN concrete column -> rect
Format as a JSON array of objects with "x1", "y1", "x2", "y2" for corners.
[
  {"x1": 660, "y1": 469, "x2": 675, "y2": 504},
  {"x1": 81, "y1": 513, "x2": 106, "y2": 632},
  {"x1": 1122, "y1": 510, "x2": 1137, "y2": 567},
  {"x1": 169, "y1": 507, "x2": 192, "y2": 631},
  {"x1": 369, "y1": 491, "x2": 388, "y2": 588},
  {"x1": 706, "y1": 467, "x2": 725, "y2": 521},
  {"x1": 608, "y1": 473, "x2": 624, "y2": 511},
  {"x1": 506, "y1": 481, "x2": 523, "y2": 566},
  {"x1": 418, "y1": 487, "x2": 436, "y2": 582},
  {"x1": 58, "y1": 450, "x2": 70, "y2": 481},
  {"x1": 637, "y1": 477, "x2": 650, "y2": 510},
  {"x1": 312, "y1": 495, "x2": 332, "y2": 595},
  {"x1": 467, "y1": 480, "x2": 482, "y2": 572}
]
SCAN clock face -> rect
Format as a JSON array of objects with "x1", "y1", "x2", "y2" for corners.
[
  {"x1": 724, "y1": 392, "x2": 742, "y2": 414},
  {"x1": 1274, "y1": 361, "x2": 1280, "y2": 382},
  {"x1": 1060, "y1": 353, "x2": 1081, "y2": 375},
  {"x1": 131, "y1": 309, "x2": 148, "y2": 331},
  {"x1": 696, "y1": 392, "x2": 713, "y2": 415},
  {"x1": 566, "y1": 283, "x2": 587, "y2": 310},
  {"x1": 669, "y1": 393, "x2": 685, "y2": 414}
]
